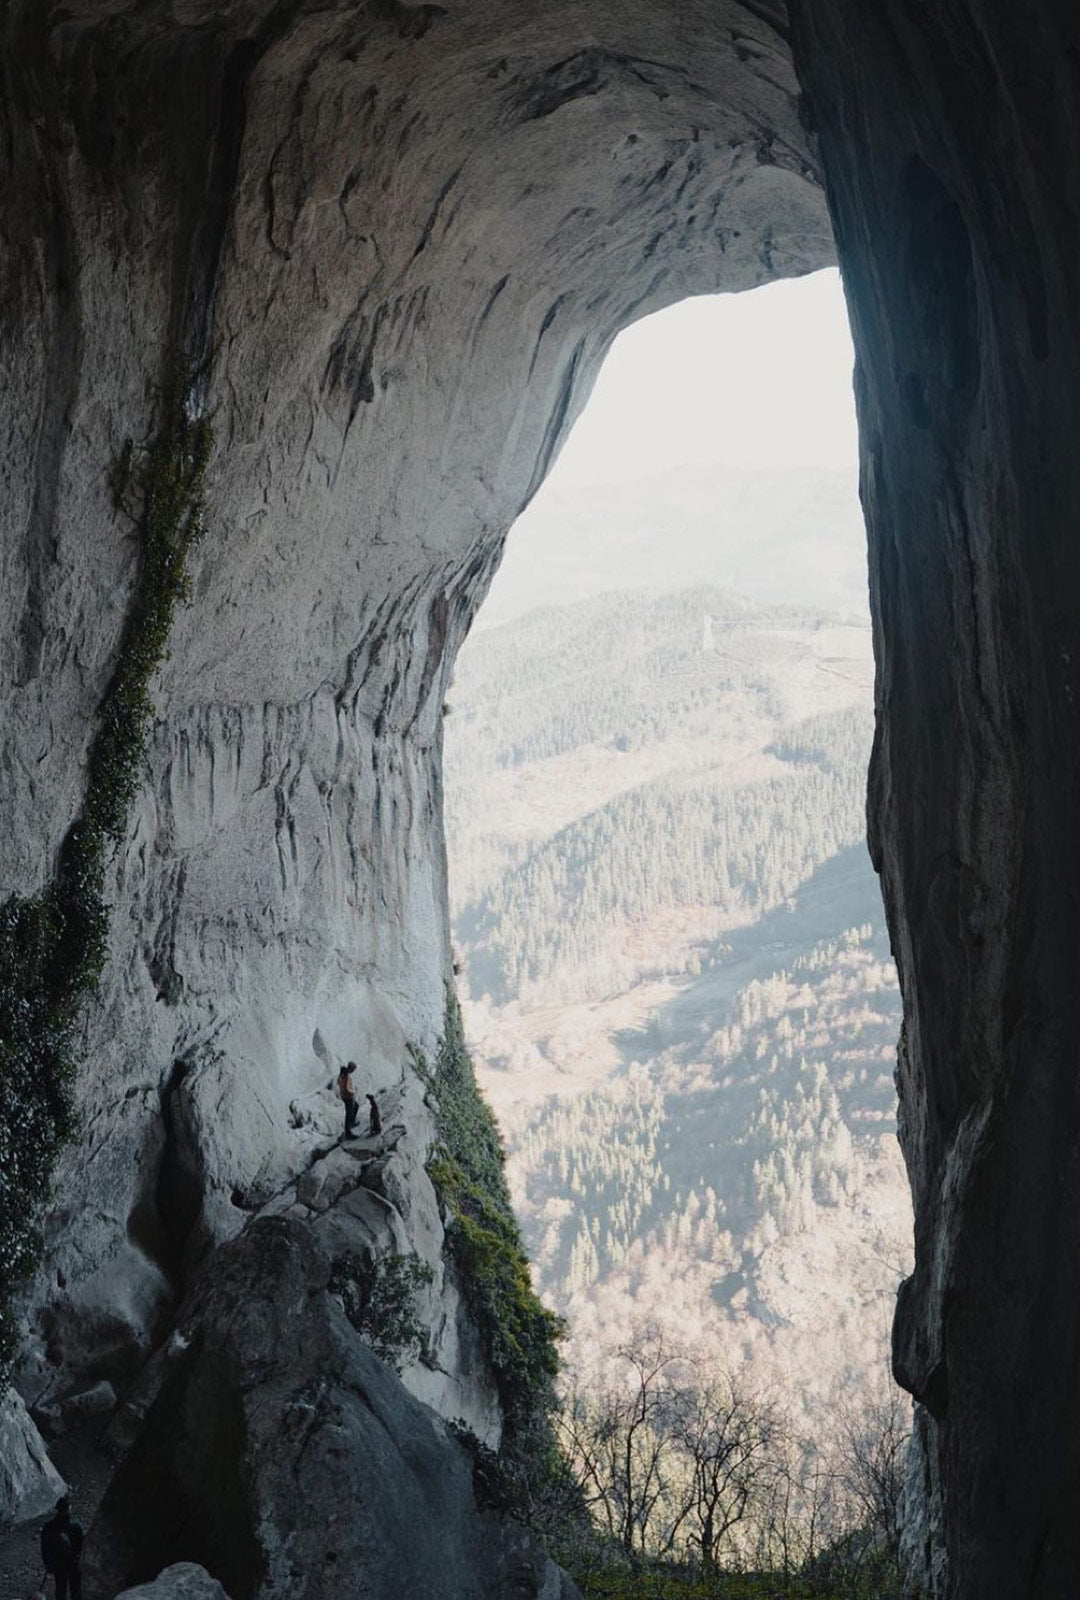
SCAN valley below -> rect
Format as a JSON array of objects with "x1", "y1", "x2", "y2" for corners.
[{"x1": 445, "y1": 564, "x2": 912, "y2": 1435}]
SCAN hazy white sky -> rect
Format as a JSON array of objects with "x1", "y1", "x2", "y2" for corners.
[
  {"x1": 479, "y1": 268, "x2": 865, "y2": 625},
  {"x1": 551, "y1": 268, "x2": 857, "y2": 489}
]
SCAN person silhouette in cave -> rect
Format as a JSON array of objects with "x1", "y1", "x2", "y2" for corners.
[
  {"x1": 40, "y1": 1495, "x2": 84, "y2": 1600},
  {"x1": 337, "y1": 1062, "x2": 360, "y2": 1139},
  {"x1": 365, "y1": 1091, "x2": 382, "y2": 1136}
]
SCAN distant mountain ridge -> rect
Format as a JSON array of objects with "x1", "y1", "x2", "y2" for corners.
[{"x1": 479, "y1": 465, "x2": 868, "y2": 628}]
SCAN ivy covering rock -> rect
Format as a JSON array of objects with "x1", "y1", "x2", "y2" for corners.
[
  {"x1": 0, "y1": 367, "x2": 211, "y2": 1382},
  {"x1": 418, "y1": 989, "x2": 564, "y2": 1505}
]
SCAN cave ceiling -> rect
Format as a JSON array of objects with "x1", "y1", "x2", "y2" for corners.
[{"x1": 2, "y1": 2, "x2": 1080, "y2": 1596}]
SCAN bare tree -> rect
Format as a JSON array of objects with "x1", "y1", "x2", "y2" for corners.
[
  {"x1": 558, "y1": 1337, "x2": 912, "y2": 1595},
  {"x1": 833, "y1": 1375, "x2": 911, "y2": 1577},
  {"x1": 674, "y1": 1371, "x2": 782, "y2": 1569},
  {"x1": 558, "y1": 1332, "x2": 787, "y2": 1568},
  {"x1": 557, "y1": 1381, "x2": 623, "y2": 1544},
  {"x1": 563, "y1": 1329, "x2": 686, "y2": 1556},
  {"x1": 751, "y1": 1377, "x2": 911, "y2": 1598},
  {"x1": 753, "y1": 1441, "x2": 845, "y2": 1586}
]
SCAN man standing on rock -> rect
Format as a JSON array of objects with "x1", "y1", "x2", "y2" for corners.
[
  {"x1": 40, "y1": 1495, "x2": 83, "y2": 1600},
  {"x1": 336, "y1": 1062, "x2": 360, "y2": 1139}
]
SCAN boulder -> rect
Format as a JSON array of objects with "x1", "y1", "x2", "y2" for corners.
[
  {"x1": 115, "y1": 1563, "x2": 233, "y2": 1600},
  {"x1": 0, "y1": 1388, "x2": 66, "y2": 1529},
  {"x1": 34, "y1": 1379, "x2": 118, "y2": 1439}
]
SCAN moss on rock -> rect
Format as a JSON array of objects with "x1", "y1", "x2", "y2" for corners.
[
  {"x1": 419, "y1": 988, "x2": 564, "y2": 1502},
  {"x1": 0, "y1": 366, "x2": 211, "y2": 1381}
]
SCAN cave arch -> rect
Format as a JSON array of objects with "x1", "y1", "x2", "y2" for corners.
[{"x1": 2, "y1": 3, "x2": 1079, "y2": 1597}]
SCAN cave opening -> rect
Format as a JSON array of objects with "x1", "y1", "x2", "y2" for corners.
[
  {"x1": 4, "y1": 3, "x2": 1078, "y2": 1594},
  {"x1": 443, "y1": 268, "x2": 913, "y2": 1573}
]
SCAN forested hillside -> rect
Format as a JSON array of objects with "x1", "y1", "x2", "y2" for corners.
[
  {"x1": 461, "y1": 712, "x2": 869, "y2": 1004},
  {"x1": 443, "y1": 584, "x2": 910, "y2": 1424}
]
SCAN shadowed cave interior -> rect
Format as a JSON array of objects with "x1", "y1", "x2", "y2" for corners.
[{"x1": 1, "y1": 4, "x2": 1079, "y2": 1599}]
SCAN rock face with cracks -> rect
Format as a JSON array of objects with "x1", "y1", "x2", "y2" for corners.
[
  {"x1": 788, "y1": 6, "x2": 1080, "y2": 1595},
  {"x1": 90, "y1": 1215, "x2": 579, "y2": 1600},
  {"x1": 1, "y1": 1, "x2": 1078, "y2": 1597},
  {"x1": 1, "y1": 0, "x2": 829, "y2": 1411}
]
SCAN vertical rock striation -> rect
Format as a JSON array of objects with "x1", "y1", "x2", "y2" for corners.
[{"x1": 1, "y1": 0, "x2": 828, "y2": 1393}]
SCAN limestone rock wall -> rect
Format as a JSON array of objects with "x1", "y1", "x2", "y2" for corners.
[
  {"x1": 89, "y1": 1214, "x2": 579, "y2": 1600},
  {"x1": 1, "y1": 2, "x2": 828, "y2": 1592},
  {"x1": 2, "y1": 0, "x2": 828, "y2": 1403}
]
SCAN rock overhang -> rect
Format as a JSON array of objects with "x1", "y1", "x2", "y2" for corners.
[
  {"x1": 2, "y1": 0, "x2": 831, "y2": 1380},
  {"x1": 4, "y1": 2, "x2": 1080, "y2": 1597}
]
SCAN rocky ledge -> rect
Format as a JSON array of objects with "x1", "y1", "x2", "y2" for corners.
[{"x1": 89, "y1": 1215, "x2": 576, "y2": 1600}]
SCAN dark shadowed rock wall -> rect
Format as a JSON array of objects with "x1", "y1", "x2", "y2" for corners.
[
  {"x1": 1, "y1": 0, "x2": 1078, "y2": 1595},
  {"x1": 787, "y1": 4, "x2": 1080, "y2": 1594},
  {"x1": 89, "y1": 1215, "x2": 575, "y2": 1600}
]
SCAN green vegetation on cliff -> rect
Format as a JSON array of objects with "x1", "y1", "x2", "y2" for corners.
[
  {"x1": 419, "y1": 989, "x2": 564, "y2": 1492},
  {"x1": 329, "y1": 1249, "x2": 435, "y2": 1374},
  {"x1": 0, "y1": 367, "x2": 211, "y2": 1379}
]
